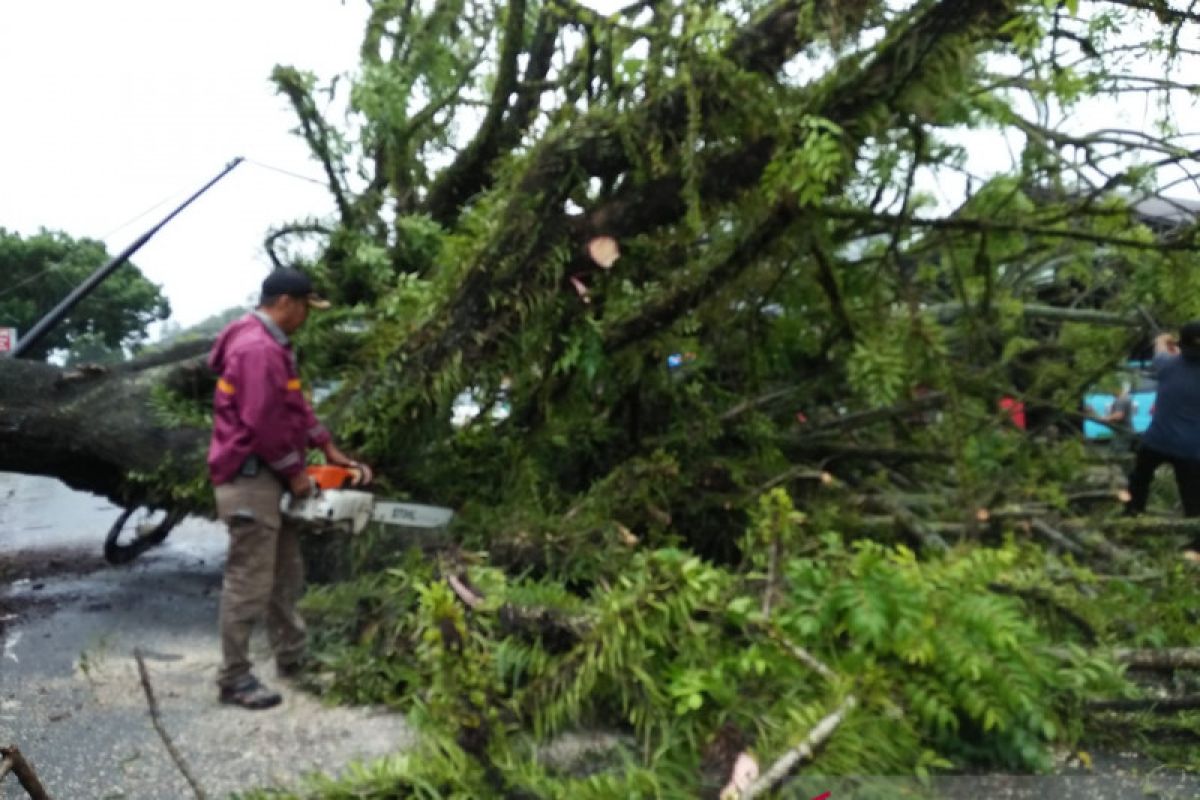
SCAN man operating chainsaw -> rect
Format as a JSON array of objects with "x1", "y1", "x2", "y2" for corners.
[{"x1": 207, "y1": 268, "x2": 373, "y2": 710}]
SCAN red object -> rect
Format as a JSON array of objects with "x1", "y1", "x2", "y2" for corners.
[
  {"x1": 306, "y1": 465, "x2": 358, "y2": 490},
  {"x1": 999, "y1": 396, "x2": 1026, "y2": 430},
  {"x1": 207, "y1": 313, "x2": 332, "y2": 484}
]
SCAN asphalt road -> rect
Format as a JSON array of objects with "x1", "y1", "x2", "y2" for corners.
[{"x1": 0, "y1": 472, "x2": 413, "y2": 800}]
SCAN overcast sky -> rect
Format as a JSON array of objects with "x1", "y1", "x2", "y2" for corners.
[
  {"x1": 2, "y1": 3, "x2": 1196, "y2": 333},
  {"x1": 0, "y1": 1, "x2": 367, "y2": 328}
]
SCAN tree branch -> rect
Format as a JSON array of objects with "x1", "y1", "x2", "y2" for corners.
[
  {"x1": 0, "y1": 746, "x2": 50, "y2": 800},
  {"x1": 424, "y1": 0, "x2": 531, "y2": 224},
  {"x1": 135, "y1": 649, "x2": 208, "y2": 799},
  {"x1": 272, "y1": 67, "x2": 352, "y2": 225},
  {"x1": 822, "y1": 208, "x2": 1199, "y2": 252},
  {"x1": 740, "y1": 695, "x2": 857, "y2": 799}
]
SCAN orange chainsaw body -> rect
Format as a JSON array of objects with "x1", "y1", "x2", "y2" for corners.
[{"x1": 306, "y1": 465, "x2": 363, "y2": 490}]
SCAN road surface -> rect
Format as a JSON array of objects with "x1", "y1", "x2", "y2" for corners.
[{"x1": 0, "y1": 472, "x2": 413, "y2": 799}]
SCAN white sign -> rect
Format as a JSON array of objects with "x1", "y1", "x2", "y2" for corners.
[{"x1": 0, "y1": 328, "x2": 16, "y2": 353}]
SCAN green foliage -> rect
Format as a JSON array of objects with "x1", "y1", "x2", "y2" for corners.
[
  {"x1": 271, "y1": 515, "x2": 1126, "y2": 798},
  {"x1": 149, "y1": 383, "x2": 213, "y2": 430},
  {"x1": 223, "y1": 0, "x2": 1200, "y2": 794},
  {"x1": 763, "y1": 116, "x2": 848, "y2": 207},
  {"x1": 0, "y1": 227, "x2": 169, "y2": 361},
  {"x1": 125, "y1": 453, "x2": 211, "y2": 511}
]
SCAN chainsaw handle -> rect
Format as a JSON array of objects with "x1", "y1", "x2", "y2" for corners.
[{"x1": 306, "y1": 463, "x2": 373, "y2": 489}]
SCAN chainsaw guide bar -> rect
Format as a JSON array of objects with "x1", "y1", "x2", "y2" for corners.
[{"x1": 283, "y1": 490, "x2": 454, "y2": 534}]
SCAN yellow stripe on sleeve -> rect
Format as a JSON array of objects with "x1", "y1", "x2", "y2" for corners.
[
  {"x1": 287, "y1": 378, "x2": 302, "y2": 391},
  {"x1": 217, "y1": 378, "x2": 236, "y2": 395}
]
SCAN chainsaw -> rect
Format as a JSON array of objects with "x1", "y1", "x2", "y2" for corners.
[{"x1": 282, "y1": 465, "x2": 454, "y2": 534}]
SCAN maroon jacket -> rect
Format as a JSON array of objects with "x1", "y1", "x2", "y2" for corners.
[{"x1": 207, "y1": 312, "x2": 330, "y2": 485}]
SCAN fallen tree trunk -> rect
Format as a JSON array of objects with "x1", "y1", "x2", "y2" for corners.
[
  {"x1": 1092, "y1": 516, "x2": 1200, "y2": 537},
  {"x1": 0, "y1": 341, "x2": 211, "y2": 508},
  {"x1": 1086, "y1": 695, "x2": 1200, "y2": 713},
  {"x1": 1114, "y1": 648, "x2": 1200, "y2": 671},
  {"x1": 1051, "y1": 647, "x2": 1200, "y2": 671}
]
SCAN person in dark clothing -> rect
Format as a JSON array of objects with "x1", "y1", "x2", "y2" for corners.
[{"x1": 1124, "y1": 323, "x2": 1200, "y2": 558}]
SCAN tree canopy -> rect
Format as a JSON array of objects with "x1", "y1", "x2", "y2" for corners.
[
  {"x1": 0, "y1": 228, "x2": 169, "y2": 362},
  {"x1": 264, "y1": 0, "x2": 1200, "y2": 557}
]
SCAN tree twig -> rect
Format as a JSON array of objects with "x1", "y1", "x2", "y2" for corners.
[
  {"x1": 762, "y1": 533, "x2": 782, "y2": 618},
  {"x1": 134, "y1": 649, "x2": 208, "y2": 800},
  {"x1": 758, "y1": 624, "x2": 837, "y2": 683},
  {"x1": 1027, "y1": 519, "x2": 1086, "y2": 556},
  {"x1": 752, "y1": 466, "x2": 834, "y2": 497},
  {"x1": 0, "y1": 745, "x2": 50, "y2": 800},
  {"x1": 864, "y1": 494, "x2": 950, "y2": 552},
  {"x1": 719, "y1": 384, "x2": 807, "y2": 422},
  {"x1": 739, "y1": 695, "x2": 857, "y2": 799}
]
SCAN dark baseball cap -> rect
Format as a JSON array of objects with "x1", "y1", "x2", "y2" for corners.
[{"x1": 261, "y1": 268, "x2": 331, "y2": 309}]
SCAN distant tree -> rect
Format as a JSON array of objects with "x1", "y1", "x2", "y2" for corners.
[
  {"x1": 172, "y1": 305, "x2": 250, "y2": 341},
  {"x1": 63, "y1": 330, "x2": 126, "y2": 367},
  {"x1": 0, "y1": 228, "x2": 170, "y2": 361},
  {"x1": 135, "y1": 304, "x2": 250, "y2": 358}
]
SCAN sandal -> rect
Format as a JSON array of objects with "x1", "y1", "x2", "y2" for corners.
[{"x1": 218, "y1": 676, "x2": 282, "y2": 710}]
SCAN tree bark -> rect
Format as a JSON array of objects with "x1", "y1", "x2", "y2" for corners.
[
  {"x1": 0, "y1": 746, "x2": 50, "y2": 800},
  {"x1": 1111, "y1": 648, "x2": 1200, "y2": 671},
  {"x1": 0, "y1": 341, "x2": 210, "y2": 507},
  {"x1": 1087, "y1": 695, "x2": 1200, "y2": 713}
]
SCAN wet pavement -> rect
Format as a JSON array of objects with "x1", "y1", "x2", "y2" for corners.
[{"x1": 0, "y1": 472, "x2": 414, "y2": 799}]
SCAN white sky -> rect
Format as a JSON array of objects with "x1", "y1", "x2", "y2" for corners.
[{"x1": 0, "y1": 1, "x2": 367, "y2": 329}]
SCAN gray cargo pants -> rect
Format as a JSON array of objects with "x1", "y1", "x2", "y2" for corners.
[{"x1": 214, "y1": 470, "x2": 307, "y2": 689}]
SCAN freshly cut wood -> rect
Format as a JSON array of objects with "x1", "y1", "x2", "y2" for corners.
[
  {"x1": 448, "y1": 574, "x2": 485, "y2": 609},
  {"x1": 754, "y1": 466, "x2": 834, "y2": 496},
  {"x1": 586, "y1": 236, "x2": 620, "y2": 268},
  {"x1": 739, "y1": 695, "x2": 857, "y2": 799},
  {"x1": 1066, "y1": 489, "x2": 1129, "y2": 505}
]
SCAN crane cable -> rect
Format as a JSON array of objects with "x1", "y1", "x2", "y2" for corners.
[{"x1": 0, "y1": 158, "x2": 327, "y2": 302}]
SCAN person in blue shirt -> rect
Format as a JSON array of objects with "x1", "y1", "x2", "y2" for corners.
[{"x1": 1125, "y1": 323, "x2": 1200, "y2": 558}]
